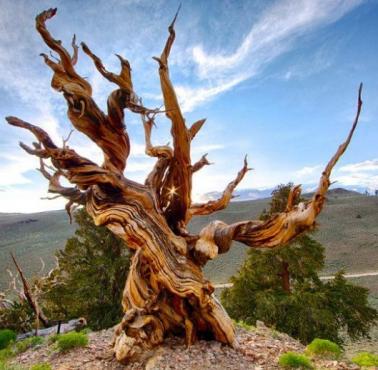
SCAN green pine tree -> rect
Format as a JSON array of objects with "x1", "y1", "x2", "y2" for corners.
[
  {"x1": 40, "y1": 208, "x2": 131, "y2": 330},
  {"x1": 221, "y1": 184, "x2": 377, "y2": 344}
]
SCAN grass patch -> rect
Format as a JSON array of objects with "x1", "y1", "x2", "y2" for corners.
[
  {"x1": 278, "y1": 352, "x2": 313, "y2": 369},
  {"x1": 305, "y1": 338, "x2": 341, "y2": 359},
  {"x1": 14, "y1": 337, "x2": 44, "y2": 355},
  {"x1": 0, "y1": 330, "x2": 16, "y2": 350},
  {"x1": 30, "y1": 363, "x2": 52, "y2": 370},
  {"x1": 351, "y1": 352, "x2": 378, "y2": 367},
  {"x1": 233, "y1": 320, "x2": 256, "y2": 331},
  {"x1": 0, "y1": 335, "x2": 44, "y2": 364},
  {"x1": 0, "y1": 361, "x2": 24, "y2": 370},
  {"x1": 47, "y1": 334, "x2": 59, "y2": 345},
  {"x1": 0, "y1": 348, "x2": 13, "y2": 362},
  {"x1": 79, "y1": 328, "x2": 91, "y2": 335},
  {"x1": 55, "y1": 332, "x2": 88, "y2": 352}
]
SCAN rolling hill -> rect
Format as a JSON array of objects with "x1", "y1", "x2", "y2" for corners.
[{"x1": 1, "y1": 189, "x2": 377, "y2": 297}]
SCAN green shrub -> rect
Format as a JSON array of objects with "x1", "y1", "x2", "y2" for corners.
[
  {"x1": 278, "y1": 352, "x2": 313, "y2": 369},
  {"x1": 0, "y1": 301, "x2": 35, "y2": 333},
  {"x1": 351, "y1": 352, "x2": 378, "y2": 367},
  {"x1": 40, "y1": 208, "x2": 130, "y2": 331},
  {"x1": 30, "y1": 363, "x2": 52, "y2": 370},
  {"x1": 222, "y1": 184, "x2": 378, "y2": 346},
  {"x1": 0, "y1": 335, "x2": 44, "y2": 364},
  {"x1": 305, "y1": 338, "x2": 341, "y2": 359},
  {"x1": 0, "y1": 330, "x2": 16, "y2": 350},
  {"x1": 55, "y1": 332, "x2": 88, "y2": 352}
]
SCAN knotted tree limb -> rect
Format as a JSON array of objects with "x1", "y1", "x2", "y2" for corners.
[
  {"x1": 6, "y1": 116, "x2": 116, "y2": 190},
  {"x1": 37, "y1": 8, "x2": 132, "y2": 174}
]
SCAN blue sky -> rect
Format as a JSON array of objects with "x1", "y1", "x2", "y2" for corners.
[{"x1": 0, "y1": 0, "x2": 377, "y2": 212}]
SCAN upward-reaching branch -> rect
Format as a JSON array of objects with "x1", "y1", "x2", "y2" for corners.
[
  {"x1": 152, "y1": 7, "x2": 195, "y2": 232},
  {"x1": 189, "y1": 156, "x2": 251, "y2": 220},
  {"x1": 36, "y1": 8, "x2": 131, "y2": 173},
  {"x1": 194, "y1": 84, "x2": 364, "y2": 259}
]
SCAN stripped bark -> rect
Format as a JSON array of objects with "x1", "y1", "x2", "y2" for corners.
[
  {"x1": 10, "y1": 253, "x2": 50, "y2": 328},
  {"x1": 6, "y1": 7, "x2": 363, "y2": 364}
]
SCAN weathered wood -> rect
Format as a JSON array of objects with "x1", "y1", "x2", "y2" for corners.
[
  {"x1": 5, "y1": 8, "x2": 363, "y2": 364},
  {"x1": 10, "y1": 253, "x2": 50, "y2": 328}
]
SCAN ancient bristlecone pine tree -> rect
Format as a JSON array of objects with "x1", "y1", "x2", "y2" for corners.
[{"x1": 6, "y1": 9, "x2": 363, "y2": 363}]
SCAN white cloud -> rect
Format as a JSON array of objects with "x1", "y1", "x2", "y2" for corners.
[
  {"x1": 177, "y1": 0, "x2": 362, "y2": 111},
  {"x1": 338, "y1": 159, "x2": 378, "y2": 173},
  {"x1": 0, "y1": 185, "x2": 66, "y2": 213},
  {"x1": 0, "y1": 154, "x2": 36, "y2": 187},
  {"x1": 295, "y1": 164, "x2": 323, "y2": 178},
  {"x1": 175, "y1": 76, "x2": 246, "y2": 112},
  {"x1": 334, "y1": 173, "x2": 378, "y2": 192},
  {"x1": 192, "y1": 143, "x2": 225, "y2": 154},
  {"x1": 293, "y1": 159, "x2": 378, "y2": 193},
  {"x1": 192, "y1": 0, "x2": 361, "y2": 77}
]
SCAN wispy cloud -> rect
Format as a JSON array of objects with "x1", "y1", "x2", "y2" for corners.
[
  {"x1": 175, "y1": 0, "x2": 363, "y2": 111},
  {"x1": 339, "y1": 159, "x2": 378, "y2": 172},
  {"x1": 0, "y1": 0, "x2": 370, "y2": 213},
  {"x1": 0, "y1": 154, "x2": 36, "y2": 187},
  {"x1": 295, "y1": 164, "x2": 323, "y2": 178},
  {"x1": 293, "y1": 159, "x2": 378, "y2": 192}
]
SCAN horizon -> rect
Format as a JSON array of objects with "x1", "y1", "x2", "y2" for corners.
[
  {"x1": 0, "y1": 185, "x2": 369, "y2": 215},
  {"x1": 1, "y1": 0, "x2": 377, "y2": 213}
]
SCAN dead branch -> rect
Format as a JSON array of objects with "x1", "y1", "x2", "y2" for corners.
[
  {"x1": 10, "y1": 253, "x2": 49, "y2": 327},
  {"x1": 189, "y1": 156, "x2": 251, "y2": 218}
]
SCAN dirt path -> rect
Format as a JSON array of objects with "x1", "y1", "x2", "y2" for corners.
[{"x1": 214, "y1": 271, "x2": 378, "y2": 289}]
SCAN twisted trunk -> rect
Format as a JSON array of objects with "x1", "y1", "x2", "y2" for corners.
[{"x1": 85, "y1": 184, "x2": 234, "y2": 363}]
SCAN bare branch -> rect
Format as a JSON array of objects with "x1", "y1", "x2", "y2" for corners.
[
  {"x1": 10, "y1": 253, "x2": 49, "y2": 327},
  {"x1": 6, "y1": 116, "x2": 115, "y2": 189},
  {"x1": 41, "y1": 195, "x2": 61, "y2": 200},
  {"x1": 71, "y1": 34, "x2": 79, "y2": 65},
  {"x1": 36, "y1": 9, "x2": 131, "y2": 173},
  {"x1": 192, "y1": 153, "x2": 212, "y2": 173},
  {"x1": 152, "y1": 6, "x2": 196, "y2": 231},
  {"x1": 285, "y1": 184, "x2": 302, "y2": 212},
  {"x1": 81, "y1": 42, "x2": 133, "y2": 91},
  {"x1": 36, "y1": 8, "x2": 90, "y2": 93},
  {"x1": 195, "y1": 84, "x2": 363, "y2": 256},
  {"x1": 62, "y1": 129, "x2": 74, "y2": 148},
  {"x1": 189, "y1": 119, "x2": 206, "y2": 140},
  {"x1": 189, "y1": 156, "x2": 251, "y2": 218}
]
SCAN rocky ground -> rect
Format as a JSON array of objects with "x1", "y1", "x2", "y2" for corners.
[{"x1": 10, "y1": 322, "x2": 361, "y2": 370}]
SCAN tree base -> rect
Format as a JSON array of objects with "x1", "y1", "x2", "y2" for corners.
[{"x1": 112, "y1": 250, "x2": 236, "y2": 364}]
